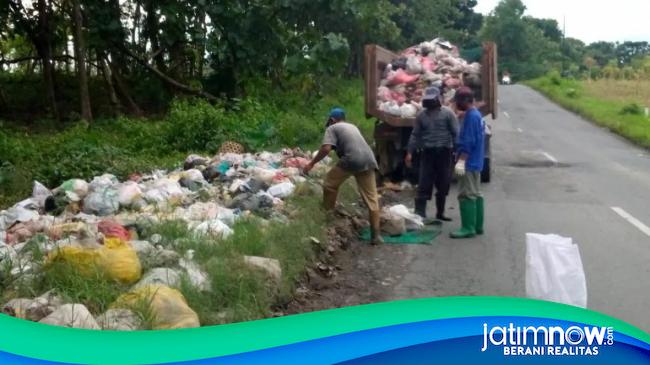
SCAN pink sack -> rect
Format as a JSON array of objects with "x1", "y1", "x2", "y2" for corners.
[
  {"x1": 444, "y1": 78, "x2": 462, "y2": 88},
  {"x1": 421, "y1": 57, "x2": 436, "y2": 72},
  {"x1": 390, "y1": 69, "x2": 419, "y2": 85},
  {"x1": 390, "y1": 91, "x2": 407, "y2": 105},
  {"x1": 377, "y1": 86, "x2": 392, "y2": 102},
  {"x1": 284, "y1": 157, "x2": 310, "y2": 169},
  {"x1": 98, "y1": 220, "x2": 131, "y2": 241}
]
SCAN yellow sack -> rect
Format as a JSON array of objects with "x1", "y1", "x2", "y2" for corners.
[
  {"x1": 112, "y1": 285, "x2": 200, "y2": 330},
  {"x1": 46, "y1": 238, "x2": 141, "y2": 284}
]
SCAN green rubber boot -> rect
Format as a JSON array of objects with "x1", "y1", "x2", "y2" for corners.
[
  {"x1": 475, "y1": 196, "x2": 484, "y2": 235},
  {"x1": 450, "y1": 199, "x2": 477, "y2": 239}
]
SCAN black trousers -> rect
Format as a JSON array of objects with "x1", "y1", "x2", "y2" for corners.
[{"x1": 416, "y1": 147, "x2": 453, "y2": 201}]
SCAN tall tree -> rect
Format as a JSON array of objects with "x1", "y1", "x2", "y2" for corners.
[
  {"x1": 71, "y1": 0, "x2": 92, "y2": 121},
  {"x1": 8, "y1": 0, "x2": 60, "y2": 119},
  {"x1": 481, "y1": 0, "x2": 561, "y2": 79}
]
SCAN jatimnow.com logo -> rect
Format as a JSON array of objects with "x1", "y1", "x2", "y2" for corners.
[{"x1": 481, "y1": 323, "x2": 614, "y2": 356}]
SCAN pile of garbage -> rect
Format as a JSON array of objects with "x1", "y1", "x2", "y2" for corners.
[
  {"x1": 0, "y1": 147, "x2": 328, "y2": 330},
  {"x1": 377, "y1": 37, "x2": 481, "y2": 118}
]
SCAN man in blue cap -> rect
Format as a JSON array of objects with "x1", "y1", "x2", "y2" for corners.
[{"x1": 304, "y1": 108, "x2": 383, "y2": 245}]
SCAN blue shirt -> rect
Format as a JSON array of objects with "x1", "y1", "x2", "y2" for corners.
[{"x1": 456, "y1": 107, "x2": 485, "y2": 172}]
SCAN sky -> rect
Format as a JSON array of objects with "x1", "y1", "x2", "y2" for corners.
[{"x1": 475, "y1": 0, "x2": 650, "y2": 44}]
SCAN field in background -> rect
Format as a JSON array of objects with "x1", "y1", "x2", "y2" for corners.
[
  {"x1": 584, "y1": 79, "x2": 650, "y2": 106},
  {"x1": 527, "y1": 76, "x2": 650, "y2": 148}
]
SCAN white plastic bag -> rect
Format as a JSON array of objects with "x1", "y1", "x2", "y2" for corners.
[
  {"x1": 193, "y1": 219, "x2": 233, "y2": 239},
  {"x1": 388, "y1": 205, "x2": 424, "y2": 230},
  {"x1": 525, "y1": 233, "x2": 587, "y2": 308},
  {"x1": 32, "y1": 181, "x2": 52, "y2": 209},
  {"x1": 89, "y1": 174, "x2": 118, "y2": 192},
  {"x1": 117, "y1": 182, "x2": 142, "y2": 207},
  {"x1": 379, "y1": 101, "x2": 401, "y2": 116},
  {"x1": 83, "y1": 188, "x2": 119, "y2": 216},
  {"x1": 400, "y1": 103, "x2": 418, "y2": 118},
  {"x1": 406, "y1": 56, "x2": 423, "y2": 74},
  {"x1": 267, "y1": 182, "x2": 295, "y2": 198},
  {"x1": 181, "y1": 169, "x2": 206, "y2": 185}
]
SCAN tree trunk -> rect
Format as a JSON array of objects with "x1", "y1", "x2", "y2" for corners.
[
  {"x1": 118, "y1": 45, "x2": 219, "y2": 101},
  {"x1": 37, "y1": 0, "x2": 59, "y2": 120},
  {"x1": 194, "y1": 8, "x2": 206, "y2": 78},
  {"x1": 107, "y1": 0, "x2": 127, "y2": 75},
  {"x1": 144, "y1": 0, "x2": 166, "y2": 72},
  {"x1": 98, "y1": 52, "x2": 121, "y2": 116},
  {"x1": 109, "y1": 60, "x2": 142, "y2": 116},
  {"x1": 132, "y1": 1, "x2": 141, "y2": 49},
  {"x1": 72, "y1": 0, "x2": 93, "y2": 121}
]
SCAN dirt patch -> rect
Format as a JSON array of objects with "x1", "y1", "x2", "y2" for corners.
[{"x1": 284, "y1": 203, "x2": 412, "y2": 315}]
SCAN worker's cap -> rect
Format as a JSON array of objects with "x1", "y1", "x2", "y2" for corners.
[
  {"x1": 421, "y1": 87, "x2": 441, "y2": 101},
  {"x1": 328, "y1": 108, "x2": 346, "y2": 120},
  {"x1": 454, "y1": 86, "x2": 474, "y2": 103}
]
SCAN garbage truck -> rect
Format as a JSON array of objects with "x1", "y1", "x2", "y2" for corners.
[{"x1": 364, "y1": 42, "x2": 498, "y2": 183}]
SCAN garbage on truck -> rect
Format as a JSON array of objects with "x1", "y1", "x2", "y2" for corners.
[{"x1": 376, "y1": 37, "x2": 482, "y2": 118}]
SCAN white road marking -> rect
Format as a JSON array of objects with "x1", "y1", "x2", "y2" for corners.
[
  {"x1": 517, "y1": 128, "x2": 523, "y2": 133},
  {"x1": 541, "y1": 151, "x2": 558, "y2": 164},
  {"x1": 503, "y1": 111, "x2": 510, "y2": 118},
  {"x1": 611, "y1": 207, "x2": 650, "y2": 237}
]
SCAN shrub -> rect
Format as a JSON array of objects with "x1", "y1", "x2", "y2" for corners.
[
  {"x1": 620, "y1": 103, "x2": 643, "y2": 115},
  {"x1": 565, "y1": 88, "x2": 579, "y2": 99}
]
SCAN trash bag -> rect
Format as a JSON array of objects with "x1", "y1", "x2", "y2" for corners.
[
  {"x1": 186, "y1": 202, "x2": 219, "y2": 221},
  {"x1": 421, "y1": 56, "x2": 436, "y2": 72},
  {"x1": 252, "y1": 167, "x2": 277, "y2": 184},
  {"x1": 58, "y1": 179, "x2": 89, "y2": 201},
  {"x1": 46, "y1": 237, "x2": 142, "y2": 284},
  {"x1": 525, "y1": 233, "x2": 587, "y2": 308},
  {"x1": 112, "y1": 285, "x2": 200, "y2": 330},
  {"x1": 389, "y1": 69, "x2": 420, "y2": 85},
  {"x1": 143, "y1": 179, "x2": 183, "y2": 203},
  {"x1": 379, "y1": 101, "x2": 402, "y2": 116},
  {"x1": 89, "y1": 174, "x2": 119, "y2": 192},
  {"x1": 180, "y1": 169, "x2": 206, "y2": 191},
  {"x1": 117, "y1": 182, "x2": 142, "y2": 208},
  {"x1": 380, "y1": 210, "x2": 406, "y2": 236},
  {"x1": 2, "y1": 206, "x2": 39, "y2": 227},
  {"x1": 400, "y1": 103, "x2": 418, "y2": 118},
  {"x1": 267, "y1": 182, "x2": 295, "y2": 198},
  {"x1": 284, "y1": 157, "x2": 310, "y2": 169},
  {"x1": 377, "y1": 86, "x2": 392, "y2": 102},
  {"x1": 32, "y1": 181, "x2": 52, "y2": 210},
  {"x1": 406, "y1": 56, "x2": 423, "y2": 74},
  {"x1": 98, "y1": 220, "x2": 131, "y2": 241},
  {"x1": 39, "y1": 304, "x2": 100, "y2": 330},
  {"x1": 133, "y1": 268, "x2": 181, "y2": 289},
  {"x1": 184, "y1": 154, "x2": 209, "y2": 170},
  {"x1": 388, "y1": 205, "x2": 424, "y2": 231},
  {"x1": 83, "y1": 188, "x2": 119, "y2": 216},
  {"x1": 193, "y1": 219, "x2": 233, "y2": 239}
]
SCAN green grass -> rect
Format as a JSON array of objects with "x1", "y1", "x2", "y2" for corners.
[
  {"x1": 526, "y1": 75, "x2": 650, "y2": 148},
  {"x1": 136, "y1": 192, "x2": 329, "y2": 325},
  {"x1": 39, "y1": 261, "x2": 128, "y2": 315},
  {"x1": 1, "y1": 78, "x2": 369, "y2": 209},
  {"x1": 0, "y1": 76, "x2": 370, "y2": 327}
]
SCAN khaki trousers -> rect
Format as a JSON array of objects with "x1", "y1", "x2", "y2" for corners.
[{"x1": 323, "y1": 166, "x2": 381, "y2": 233}]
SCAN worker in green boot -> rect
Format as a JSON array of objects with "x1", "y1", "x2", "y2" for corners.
[{"x1": 450, "y1": 87, "x2": 485, "y2": 239}]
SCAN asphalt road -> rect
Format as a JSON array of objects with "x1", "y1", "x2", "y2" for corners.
[{"x1": 388, "y1": 84, "x2": 650, "y2": 332}]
